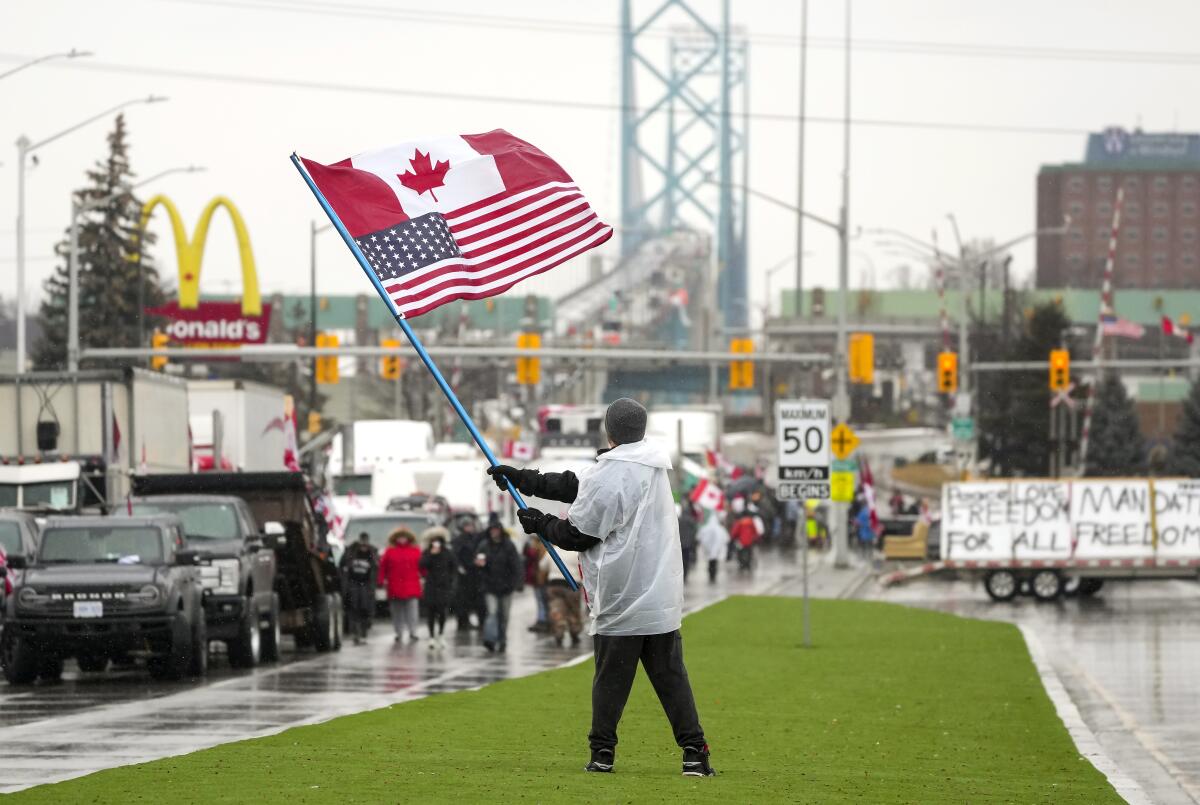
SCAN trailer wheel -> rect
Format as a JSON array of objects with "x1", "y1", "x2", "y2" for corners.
[
  {"x1": 260, "y1": 593, "x2": 282, "y2": 663},
  {"x1": 983, "y1": 570, "x2": 1018, "y2": 602},
  {"x1": 1031, "y1": 569, "x2": 1063, "y2": 601},
  {"x1": 1078, "y1": 578, "x2": 1104, "y2": 597},
  {"x1": 312, "y1": 593, "x2": 336, "y2": 653}
]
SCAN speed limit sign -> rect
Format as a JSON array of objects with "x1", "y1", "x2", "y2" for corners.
[{"x1": 775, "y1": 399, "x2": 831, "y2": 500}]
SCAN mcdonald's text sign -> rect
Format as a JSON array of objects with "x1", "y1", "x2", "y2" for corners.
[{"x1": 146, "y1": 300, "x2": 272, "y2": 346}]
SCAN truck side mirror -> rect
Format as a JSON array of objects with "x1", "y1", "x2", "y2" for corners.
[
  {"x1": 245, "y1": 539, "x2": 263, "y2": 553},
  {"x1": 176, "y1": 549, "x2": 211, "y2": 566},
  {"x1": 6, "y1": 555, "x2": 26, "y2": 570}
]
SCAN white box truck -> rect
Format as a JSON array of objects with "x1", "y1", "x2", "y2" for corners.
[
  {"x1": 187, "y1": 379, "x2": 287, "y2": 472},
  {"x1": 0, "y1": 368, "x2": 191, "y2": 511}
]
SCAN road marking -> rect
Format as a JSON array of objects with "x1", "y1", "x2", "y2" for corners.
[
  {"x1": 1019, "y1": 625, "x2": 1153, "y2": 805},
  {"x1": 1070, "y1": 656, "x2": 1200, "y2": 804}
]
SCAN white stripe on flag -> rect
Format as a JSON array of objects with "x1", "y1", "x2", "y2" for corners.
[
  {"x1": 392, "y1": 225, "x2": 612, "y2": 316},
  {"x1": 452, "y1": 192, "x2": 588, "y2": 247},
  {"x1": 454, "y1": 197, "x2": 592, "y2": 257}
]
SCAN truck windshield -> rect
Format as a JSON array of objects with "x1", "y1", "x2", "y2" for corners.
[
  {"x1": 333, "y1": 475, "x2": 372, "y2": 496},
  {"x1": 39, "y1": 526, "x2": 163, "y2": 564},
  {"x1": 344, "y1": 515, "x2": 431, "y2": 550},
  {"x1": 0, "y1": 522, "x2": 22, "y2": 557},
  {"x1": 129, "y1": 502, "x2": 240, "y2": 541},
  {"x1": 22, "y1": 481, "x2": 75, "y2": 509}
]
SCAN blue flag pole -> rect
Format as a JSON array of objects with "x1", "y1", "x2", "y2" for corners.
[{"x1": 290, "y1": 154, "x2": 578, "y2": 591}]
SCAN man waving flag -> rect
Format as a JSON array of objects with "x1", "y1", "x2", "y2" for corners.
[{"x1": 299, "y1": 130, "x2": 612, "y2": 318}]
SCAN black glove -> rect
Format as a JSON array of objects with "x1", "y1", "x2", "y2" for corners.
[
  {"x1": 487, "y1": 464, "x2": 524, "y2": 492},
  {"x1": 517, "y1": 507, "x2": 549, "y2": 536}
]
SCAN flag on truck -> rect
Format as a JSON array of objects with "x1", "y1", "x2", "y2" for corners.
[
  {"x1": 1162, "y1": 315, "x2": 1194, "y2": 344},
  {"x1": 297, "y1": 131, "x2": 612, "y2": 318}
]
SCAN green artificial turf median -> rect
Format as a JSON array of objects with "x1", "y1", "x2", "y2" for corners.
[{"x1": 9, "y1": 597, "x2": 1120, "y2": 804}]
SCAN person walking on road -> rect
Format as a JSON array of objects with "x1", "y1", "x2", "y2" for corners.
[
  {"x1": 451, "y1": 518, "x2": 485, "y2": 630},
  {"x1": 696, "y1": 512, "x2": 730, "y2": 583},
  {"x1": 476, "y1": 514, "x2": 522, "y2": 653},
  {"x1": 378, "y1": 528, "x2": 422, "y2": 644},
  {"x1": 729, "y1": 511, "x2": 761, "y2": 572},
  {"x1": 339, "y1": 532, "x2": 379, "y2": 644},
  {"x1": 677, "y1": 502, "x2": 699, "y2": 583},
  {"x1": 486, "y1": 397, "x2": 716, "y2": 778},
  {"x1": 538, "y1": 545, "x2": 583, "y2": 647},
  {"x1": 419, "y1": 527, "x2": 456, "y2": 649}
]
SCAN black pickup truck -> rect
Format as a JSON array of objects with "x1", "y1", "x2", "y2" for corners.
[
  {"x1": 131, "y1": 473, "x2": 343, "y2": 654},
  {"x1": 2, "y1": 515, "x2": 208, "y2": 683},
  {"x1": 123, "y1": 495, "x2": 281, "y2": 667}
]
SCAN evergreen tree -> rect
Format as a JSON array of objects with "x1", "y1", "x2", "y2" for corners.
[
  {"x1": 1169, "y1": 379, "x2": 1200, "y2": 477},
  {"x1": 1085, "y1": 374, "x2": 1145, "y2": 476},
  {"x1": 34, "y1": 114, "x2": 165, "y2": 370},
  {"x1": 977, "y1": 301, "x2": 1072, "y2": 476}
]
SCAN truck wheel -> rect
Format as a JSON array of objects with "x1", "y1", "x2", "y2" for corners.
[
  {"x1": 77, "y1": 654, "x2": 110, "y2": 673},
  {"x1": 1079, "y1": 578, "x2": 1104, "y2": 597},
  {"x1": 228, "y1": 604, "x2": 262, "y2": 668},
  {"x1": 983, "y1": 570, "x2": 1018, "y2": 602},
  {"x1": 1031, "y1": 569, "x2": 1064, "y2": 601},
  {"x1": 149, "y1": 617, "x2": 193, "y2": 681},
  {"x1": 1, "y1": 634, "x2": 40, "y2": 685},
  {"x1": 188, "y1": 616, "x2": 209, "y2": 677},
  {"x1": 38, "y1": 656, "x2": 64, "y2": 682},
  {"x1": 261, "y1": 593, "x2": 282, "y2": 663},
  {"x1": 312, "y1": 593, "x2": 336, "y2": 653}
]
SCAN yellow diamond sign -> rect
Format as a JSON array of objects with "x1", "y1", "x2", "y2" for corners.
[{"x1": 830, "y1": 423, "x2": 859, "y2": 461}]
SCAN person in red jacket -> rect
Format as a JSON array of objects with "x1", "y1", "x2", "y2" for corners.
[
  {"x1": 378, "y1": 528, "x2": 422, "y2": 643},
  {"x1": 729, "y1": 513, "x2": 761, "y2": 572}
]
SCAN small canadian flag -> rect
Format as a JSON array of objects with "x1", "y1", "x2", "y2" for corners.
[
  {"x1": 1162, "y1": 315, "x2": 1194, "y2": 344},
  {"x1": 689, "y1": 478, "x2": 725, "y2": 511}
]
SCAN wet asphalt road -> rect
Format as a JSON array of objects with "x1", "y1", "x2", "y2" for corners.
[
  {"x1": 0, "y1": 551, "x2": 804, "y2": 794},
  {"x1": 868, "y1": 575, "x2": 1200, "y2": 805}
]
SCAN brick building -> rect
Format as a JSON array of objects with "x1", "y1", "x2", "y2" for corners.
[{"x1": 1037, "y1": 128, "x2": 1200, "y2": 289}]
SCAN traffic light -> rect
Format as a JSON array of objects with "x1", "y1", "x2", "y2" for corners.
[
  {"x1": 307, "y1": 410, "x2": 322, "y2": 435},
  {"x1": 849, "y1": 332, "x2": 875, "y2": 384},
  {"x1": 315, "y1": 332, "x2": 339, "y2": 385},
  {"x1": 516, "y1": 332, "x2": 541, "y2": 385},
  {"x1": 1049, "y1": 349, "x2": 1070, "y2": 391},
  {"x1": 937, "y1": 351, "x2": 958, "y2": 393},
  {"x1": 150, "y1": 330, "x2": 169, "y2": 371},
  {"x1": 380, "y1": 338, "x2": 401, "y2": 380},
  {"x1": 729, "y1": 338, "x2": 754, "y2": 390}
]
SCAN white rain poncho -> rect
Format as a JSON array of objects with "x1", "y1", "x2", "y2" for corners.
[
  {"x1": 696, "y1": 514, "x2": 730, "y2": 563},
  {"x1": 567, "y1": 439, "x2": 683, "y2": 636}
]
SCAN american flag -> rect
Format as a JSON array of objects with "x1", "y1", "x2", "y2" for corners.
[
  {"x1": 1100, "y1": 312, "x2": 1145, "y2": 339},
  {"x1": 300, "y1": 131, "x2": 612, "y2": 318}
]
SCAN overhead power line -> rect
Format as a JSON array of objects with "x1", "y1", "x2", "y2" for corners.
[
  {"x1": 0, "y1": 52, "x2": 1090, "y2": 138},
  {"x1": 169, "y1": 0, "x2": 1200, "y2": 67}
]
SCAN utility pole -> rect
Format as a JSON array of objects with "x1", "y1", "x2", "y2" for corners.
[
  {"x1": 831, "y1": 0, "x2": 853, "y2": 568},
  {"x1": 795, "y1": 0, "x2": 808, "y2": 317}
]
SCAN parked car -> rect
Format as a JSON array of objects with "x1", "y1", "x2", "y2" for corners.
[
  {"x1": 122, "y1": 495, "x2": 281, "y2": 667},
  {"x1": 2, "y1": 516, "x2": 208, "y2": 683}
]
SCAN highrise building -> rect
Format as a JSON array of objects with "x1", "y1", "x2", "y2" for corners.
[{"x1": 1037, "y1": 128, "x2": 1200, "y2": 289}]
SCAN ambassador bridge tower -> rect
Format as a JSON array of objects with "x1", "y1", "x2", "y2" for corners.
[{"x1": 619, "y1": 0, "x2": 749, "y2": 331}]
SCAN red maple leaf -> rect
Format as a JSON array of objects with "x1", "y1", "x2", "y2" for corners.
[{"x1": 398, "y1": 149, "x2": 451, "y2": 202}]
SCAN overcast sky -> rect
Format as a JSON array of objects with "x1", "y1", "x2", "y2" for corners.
[{"x1": 3, "y1": 0, "x2": 1199, "y2": 328}]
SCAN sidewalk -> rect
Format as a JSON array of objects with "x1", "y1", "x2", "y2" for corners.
[{"x1": 758, "y1": 548, "x2": 874, "y2": 600}]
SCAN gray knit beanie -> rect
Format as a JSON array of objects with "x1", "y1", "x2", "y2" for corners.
[{"x1": 604, "y1": 397, "x2": 647, "y2": 445}]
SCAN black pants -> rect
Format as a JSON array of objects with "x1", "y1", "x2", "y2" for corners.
[
  {"x1": 426, "y1": 602, "x2": 447, "y2": 637},
  {"x1": 589, "y1": 631, "x2": 706, "y2": 753},
  {"x1": 707, "y1": 559, "x2": 719, "y2": 582}
]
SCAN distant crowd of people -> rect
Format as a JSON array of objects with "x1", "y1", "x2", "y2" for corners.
[{"x1": 337, "y1": 512, "x2": 584, "y2": 653}]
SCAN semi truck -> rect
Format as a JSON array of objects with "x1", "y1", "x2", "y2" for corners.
[
  {"x1": 0, "y1": 369, "x2": 191, "y2": 511},
  {"x1": 187, "y1": 379, "x2": 287, "y2": 472},
  {"x1": 881, "y1": 477, "x2": 1200, "y2": 601}
]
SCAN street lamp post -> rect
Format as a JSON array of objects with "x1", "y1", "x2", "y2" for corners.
[
  {"x1": 0, "y1": 48, "x2": 91, "y2": 82},
  {"x1": 67, "y1": 165, "x2": 204, "y2": 372},
  {"x1": 15, "y1": 94, "x2": 167, "y2": 374}
]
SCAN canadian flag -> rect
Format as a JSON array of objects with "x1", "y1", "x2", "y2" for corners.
[
  {"x1": 689, "y1": 478, "x2": 725, "y2": 511},
  {"x1": 1162, "y1": 315, "x2": 1194, "y2": 344},
  {"x1": 503, "y1": 440, "x2": 535, "y2": 461}
]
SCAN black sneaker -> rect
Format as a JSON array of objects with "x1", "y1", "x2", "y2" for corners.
[
  {"x1": 682, "y1": 745, "x2": 716, "y2": 777},
  {"x1": 584, "y1": 748, "x2": 614, "y2": 773}
]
